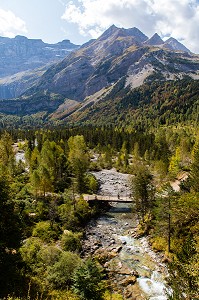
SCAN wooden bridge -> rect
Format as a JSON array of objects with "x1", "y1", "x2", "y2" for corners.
[{"x1": 83, "y1": 194, "x2": 133, "y2": 203}]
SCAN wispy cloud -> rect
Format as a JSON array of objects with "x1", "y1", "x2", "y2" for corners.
[
  {"x1": 0, "y1": 9, "x2": 27, "y2": 38},
  {"x1": 62, "y1": 0, "x2": 199, "y2": 52}
]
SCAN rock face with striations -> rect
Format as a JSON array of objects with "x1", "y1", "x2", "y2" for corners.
[
  {"x1": 0, "y1": 25, "x2": 198, "y2": 117},
  {"x1": 0, "y1": 35, "x2": 79, "y2": 77},
  {"x1": 163, "y1": 37, "x2": 191, "y2": 53},
  {"x1": 145, "y1": 33, "x2": 164, "y2": 46},
  {"x1": 0, "y1": 35, "x2": 79, "y2": 99},
  {"x1": 25, "y1": 25, "x2": 197, "y2": 103}
]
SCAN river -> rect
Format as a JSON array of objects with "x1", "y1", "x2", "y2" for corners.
[
  {"x1": 14, "y1": 148, "x2": 170, "y2": 299},
  {"x1": 82, "y1": 169, "x2": 169, "y2": 300}
]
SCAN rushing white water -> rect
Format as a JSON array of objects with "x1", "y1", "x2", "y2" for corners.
[
  {"x1": 86, "y1": 169, "x2": 170, "y2": 299},
  {"x1": 138, "y1": 273, "x2": 167, "y2": 299},
  {"x1": 118, "y1": 235, "x2": 168, "y2": 299},
  {"x1": 15, "y1": 150, "x2": 26, "y2": 163}
]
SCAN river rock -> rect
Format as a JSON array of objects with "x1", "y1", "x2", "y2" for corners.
[
  {"x1": 117, "y1": 266, "x2": 132, "y2": 275},
  {"x1": 82, "y1": 169, "x2": 169, "y2": 299},
  {"x1": 124, "y1": 289, "x2": 134, "y2": 299},
  {"x1": 115, "y1": 246, "x2": 122, "y2": 253},
  {"x1": 120, "y1": 275, "x2": 137, "y2": 287},
  {"x1": 94, "y1": 248, "x2": 117, "y2": 264}
]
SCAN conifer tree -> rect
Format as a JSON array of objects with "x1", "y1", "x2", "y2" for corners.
[
  {"x1": 131, "y1": 165, "x2": 155, "y2": 220},
  {"x1": 0, "y1": 132, "x2": 15, "y2": 176},
  {"x1": 0, "y1": 178, "x2": 22, "y2": 297},
  {"x1": 190, "y1": 142, "x2": 199, "y2": 192},
  {"x1": 68, "y1": 135, "x2": 89, "y2": 193}
]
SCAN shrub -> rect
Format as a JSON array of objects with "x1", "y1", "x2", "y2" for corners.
[
  {"x1": 61, "y1": 231, "x2": 82, "y2": 252},
  {"x1": 85, "y1": 173, "x2": 99, "y2": 194},
  {"x1": 151, "y1": 236, "x2": 167, "y2": 252},
  {"x1": 20, "y1": 237, "x2": 43, "y2": 273},
  {"x1": 72, "y1": 258, "x2": 105, "y2": 300},
  {"x1": 32, "y1": 221, "x2": 59, "y2": 242},
  {"x1": 39, "y1": 245, "x2": 61, "y2": 267},
  {"x1": 47, "y1": 251, "x2": 81, "y2": 289}
]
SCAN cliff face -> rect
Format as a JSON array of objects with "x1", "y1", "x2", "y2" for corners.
[
  {"x1": 0, "y1": 26, "x2": 198, "y2": 120},
  {"x1": 25, "y1": 25, "x2": 198, "y2": 103},
  {"x1": 0, "y1": 36, "x2": 79, "y2": 99},
  {"x1": 0, "y1": 36, "x2": 79, "y2": 77}
]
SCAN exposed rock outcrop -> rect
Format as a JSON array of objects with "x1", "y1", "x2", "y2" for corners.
[{"x1": 0, "y1": 36, "x2": 79, "y2": 99}]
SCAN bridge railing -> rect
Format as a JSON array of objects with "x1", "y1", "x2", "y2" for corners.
[{"x1": 83, "y1": 194, "x2": 132, "y2": 202}]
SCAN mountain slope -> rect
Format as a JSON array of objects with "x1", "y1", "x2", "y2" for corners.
[
  {"x1": 0, "y1": 36, "x2": 79, "y2": 99},
  {"x1": 0, "y1": 25, "x2": 198, "y2": 124},
  {"x1": 0, "y1": 36, "x2": 79, "y2": 77},
  {"x1": 23, "y1": 25, "x2": 197, "y2": 103},
  {"x1": 60, "y1": 77, "x2": 199, "y2": 128},
  {"x1": 145, "y1": 33, "x2": 164, "y2": 46},
  {"x1": 163, "y1": 37, "x2": 191, "y2": 53}
]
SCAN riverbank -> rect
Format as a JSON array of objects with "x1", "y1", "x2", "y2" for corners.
[{"x1": 82, "y1": 169, "x2": 169, "y2": 299}]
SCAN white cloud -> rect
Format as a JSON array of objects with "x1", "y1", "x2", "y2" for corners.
[
  {"x1": 62, "y1": 0, "x2": 199, "y2": 53},
  {"x1": 0, "y1": 9, "x2": 27, "y2": 38}
]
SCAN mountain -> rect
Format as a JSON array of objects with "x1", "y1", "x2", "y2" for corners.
[
  {"x1": 163, "y1": 37, "x2": 191, "y2": 53},
  {"x1": 145, "y1": 33, "x2": 164, "y2": 46},
  {"x1": 0, "y1": 35, "x2": 79, "y2": 77},
  {"x1": 0, "y1": 25, "x2": 198, "y2": 126},
  {"x1": 0, "y1": 36, "x2": 79, "y2": 99}
]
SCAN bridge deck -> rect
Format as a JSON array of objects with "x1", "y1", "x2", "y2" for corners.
[{"x1": 83, "y1": 194, "x2": 132, "y2": 203}]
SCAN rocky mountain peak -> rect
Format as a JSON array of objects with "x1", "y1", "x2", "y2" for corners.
[
  {"x1": 145, "y1": 33, "x2": 164, "y2": 46},
  {"x1": 98, "y1": 25, "x2": 148, "y2": 44},
  {"x1": 98, "y1": 24, "x2": 119, "y2": 41},
  {"x1": 0, "y1": 35, "x2": 79, "y2": 79},
  {"x1": 125, "y1": 27, "x2": 148, "y2": 42},
  {"x1": 0, "y1": 25, "x2": 196, "y2": 116},
  {"x1": 163, "y1": 37, "x2": 191, "y2": 53},
  {"x1": 14, "y1": 35, "x2": 28, "y2": 41}
]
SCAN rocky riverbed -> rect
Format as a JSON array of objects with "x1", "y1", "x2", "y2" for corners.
[{"x1": 82, "y1": 169, "x2": 169, "y2": 300}]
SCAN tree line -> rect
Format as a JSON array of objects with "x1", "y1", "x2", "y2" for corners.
[{"x1": 0, "y1": 124, "x2": 198, "y2": 299}]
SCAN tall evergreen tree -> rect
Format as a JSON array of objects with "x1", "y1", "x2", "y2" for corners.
[
  {"x1": 68, "y1": 135, "x2": 89, "y2": 193},
  {"x1": 131, "y1": 165, "x2": 155, "y2": 220},
  {"x1": 0, "y1": 178, "x2": 22, "y2": 297},
  {"x1": 0, "y1": 132, "x2": 15, "y2": 176},
  {"x1": 190, "y1": 142, "x2": 199, "y2": 192}
]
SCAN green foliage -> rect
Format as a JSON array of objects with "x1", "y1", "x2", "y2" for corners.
[
  {"x1": 20, "y1": 237, "x2": 43, "y2": 273},
  {"x1": 168, "y1": 147, "x2": 181, "y2": 179},
  {"x1": 58, "y1": 202, "x2": 78, "y2": 230},
  {"x1": 68, "y1": 135, "x2": 89, "y2": 193},
  {"x1": 130, "y1": 164, "x2": 155, "y2": 220},
  {"x1": 0, "y1": 132, "x2": 15, "y2": 177},
  {"x1": 61, "y1": 231, "x2": 82, "y2": 252},
  {"x1": 28, "y1": 138, "x2": 70, "y2": 196},
  {"x1": 85, "y1": 173, "x2": 99, "y2": 194},
  {"x1": 0, "y1": 177, "x2": 23, "y2": 297},
  {"x1": 168, "y1": 235, "x2": 199, "y2": 299},
  {"x1": 32, "y1": 221, "x2": 59, "y2": 242},
  {"x1": 75, "y1": 197, "x2": 91, "y2": 226},
  {"x1": 39, "y1": 245, "x2": 62, "y2": 268},
  {"x1": 47, "y1": 251, "x2": 81, "y2": 289},
  {"x1": 115, "y1": 141, "x2": 129, "y2": 172},
  {"x1": 72, "y1": 258, "x2": 105, "y2": 300},
  {"x1": 0, "y1": 125, "x2": 198, "y2": 299},
  {"x1": 20, "y1": 238, "x2": 83, "y2": 294},
  {"x1": 59, "y1": 78, "x2": 199, "y2": 129},
  {"x1": 190, "y1": 141, "x2": 199, "y2": 192},
  {"x1": 154, "y1": 160, "x2": 168, "y2": 182},
  {"x1": 152, "y1": 188, "x2": 199, "y2": 298}
]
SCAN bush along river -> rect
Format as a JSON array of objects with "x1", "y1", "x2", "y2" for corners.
[{"x1": 82, "y1": 169, "x2": 170, "y2": 300}]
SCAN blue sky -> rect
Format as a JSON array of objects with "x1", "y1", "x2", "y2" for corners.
[
  {"x1": 0, "y1": 0, "x2": 86, "y2": 45},
  {"x1": 0, "y1": 0, "x2": 199, "y2": 52}
]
